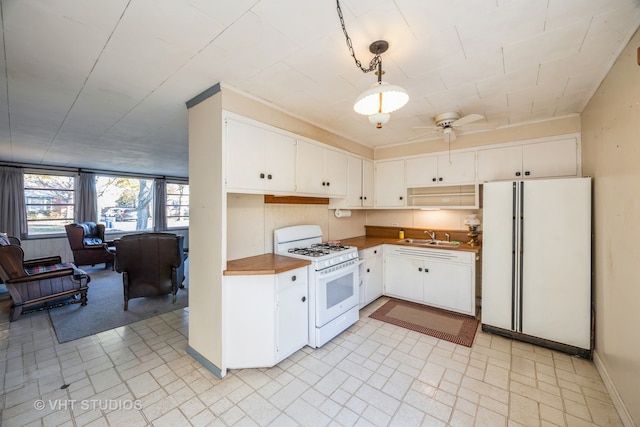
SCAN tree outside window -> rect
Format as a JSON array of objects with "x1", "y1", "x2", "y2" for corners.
[{"x1": 96, "y1": 176, "x2": 153, "y2": 232}]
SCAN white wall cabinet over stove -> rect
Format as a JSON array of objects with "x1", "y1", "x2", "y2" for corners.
[
  {"x1": 224, "y1": 266, "x2": 308, "y2": 368},
  {"x1": 384, "y1": 246, "x2": 476, "y2": 316},
  {"x1": 296, "y1": 139, "x2": 348, "y2": 197},
  {"x1": 225, "y1": 117, "x2": 296, "y2": 194}
]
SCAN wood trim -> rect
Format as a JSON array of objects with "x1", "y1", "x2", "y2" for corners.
[{"x1": 264, "y1": 195, "x2": 329, "y2": 205}]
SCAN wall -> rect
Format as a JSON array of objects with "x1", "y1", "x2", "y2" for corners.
[
  {"x1": 187, "y1": 90, "x2": 225, "y2": 376},
  {"x1": 366, "y1": 208, "x2": 481, "y2": 232},
  {"x1": 226, "y1": 193, "x2": 366, "y2": 261},
  {"x1": 581, "y1": 28, "x2": 640, "y2": 425},
  {"x1": 375, "y1": 116, "x2": 581, "y2": 160}
]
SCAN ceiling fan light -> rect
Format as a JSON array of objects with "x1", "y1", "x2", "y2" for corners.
[
  {"x1": 368, "y1": 112, "x2": 390, "y2": 128},
  {"x1": 354, "y1": 81, "x2": 409, "y2": 115}
]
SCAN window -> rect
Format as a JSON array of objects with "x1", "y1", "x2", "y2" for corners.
[
  {"x1": 25, "y1": 173, "x2": 75, "y2": 235},
  {"x1": 166, "y1": 182, "x2": 189, "y2": 228},
  {"x1": 96, "y1": 175, "x2": 153, "y2": 232}
]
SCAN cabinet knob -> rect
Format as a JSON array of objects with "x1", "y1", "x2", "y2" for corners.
[
  {"x1": 438, "y1": 177, "x2": 443, "y2": 182},
  {"x1": 301, "y1": 296, "x2": 306, "y2": 302},
  {"x1": 418, "y1": 267, "x2": 423, "y2": 272},
  {"x1": 432, "y1": 177, "x2": 437, "y2": 182},
  {"x1": 373, "y1": 250, "x2": 377, "y2": 254},
  {"x1": 360, "y1": 196, "x2": 363, "y2": 200},
  {"x1": 291, "y1": 275, "x2": 296, "y2": 281},
  {"x1": 515, "y1": 172, "x2": 521, "y2": 177},
  {"x1": 267, "y1": 174, "x2": 273, "y2": 180},
  {"x1": 425, "y1": 268, "x2": 429, "y2": 273},
  {"x1": 524, "y1": 171, "x2": 531, "y2": 176},
  {"x1": 327, "y1": 182, "x2": 330, "y2": 186},
  {"x1": 322, "y1": 181, "x2": 326, "y2": 186},
  {"x1": 399, "y1": 196, "x2": 403, "y2": 200},
  {"x1": 260, "y1": 173, "x2": 265, "y2": 179},
  {"x1": 366, "y1": 268, "x2": 370, "y2": 273},
  {"x1": 364, "y1": 196, "x2": 367, "y2": 200}
]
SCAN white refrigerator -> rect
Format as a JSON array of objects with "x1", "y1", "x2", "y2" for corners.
[{"x1": 481, "y1": 177, "x2": 592, "y2": 357}]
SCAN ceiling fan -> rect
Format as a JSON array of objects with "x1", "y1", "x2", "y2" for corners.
[{"x1": 409, "y1": 112, "x2": 495, "y2": 144}]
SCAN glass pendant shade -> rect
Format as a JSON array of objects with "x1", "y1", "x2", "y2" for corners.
[
  {"x1": 353, "y1": 81, "x2": 409, "y2": 115},
  {"x1": 368, "y1": 112, "x2": 390, "y2": 128}
]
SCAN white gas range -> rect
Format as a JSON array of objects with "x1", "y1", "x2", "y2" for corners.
[{"x1": 274, "y1": 225, "x2": 360, "y2": 348}]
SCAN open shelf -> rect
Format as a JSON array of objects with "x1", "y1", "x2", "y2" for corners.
[{"x1": 406, "y1": 184, "x2": 479, "y2": 209}]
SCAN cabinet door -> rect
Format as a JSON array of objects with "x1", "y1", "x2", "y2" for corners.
[
  {"x1": 375, "y1": 160, "x2": 406, "y2": 207},
  {"x1": 364, "y1": 247, "x2": 383, "y2": 305},
  {"x1": 477, "y1": 145, "x2": 523, "y2": 182},
  {"x1": 437, "y1": 151, "x2": 476, "y2": 184},
  {"x1": 522, "y1": 139, "x2": 578, "y2": 178},
  {"x1": 423, "y1": 261, "x2": 474, "y2": 315},
  {"x1": 406, "y1": 155, "x2": 438, "y2": 187},
  {"x1": 226, "y1": 119, "x2": 267, "y2": 191},
  {"x1": 263, "y1": 131, "x2": 296, "y2": 193},
  {"x1": 276, "y1": 268, "x2": 308, "y2": 362},
  {"x1": 296, "y1": 140, "x2": 325, "y2": 194},
  {"x1": 362, "y1": 159, "x2": 374, "y2": 207},
  {"x1": 384, "y1": 255, "x2": 423, "y2": 302},
  {"x1": 325, "y1": 149, "x2": 348, "y2": 197},
  {"x1": 345, "y1": 156, "x2": 363, "y2": 207}
]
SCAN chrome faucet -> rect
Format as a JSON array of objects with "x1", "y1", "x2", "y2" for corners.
[
  {"x1": 444, "y1": 233, "x2": 451, "y2": 242},
  {"x1": 424, "y1": 230, "x2": 436, "y2": 240}
]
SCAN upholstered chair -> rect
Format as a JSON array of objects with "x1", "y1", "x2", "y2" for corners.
[
  {"x1": 114, "y1": 233, "x2": 185, "y2": 310},
  {"x1": 0, "y1": 241, "x2": 90, "y2": 321},
  {"x1": 65, "y1": 222, "x2": 115, "y2": 268}
]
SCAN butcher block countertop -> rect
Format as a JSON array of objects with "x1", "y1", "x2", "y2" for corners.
[{"x1": 224, "y1": 253, "x2": 310, "y2": 276}]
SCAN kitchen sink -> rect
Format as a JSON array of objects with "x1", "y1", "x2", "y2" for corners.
[
  {"x1": 402, "y1": 238, "x2": 462, "y2": 247},
  {"x1": 426, "y1": 240, "x2": 461, "y2": 247},
  {"x1": 402, "y1": 238, "x2": 433, "y2": 244}
]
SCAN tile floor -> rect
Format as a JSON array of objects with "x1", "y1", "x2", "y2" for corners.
[{"x1": 0, "y1": 296, "x2": 624, "y2": 427}]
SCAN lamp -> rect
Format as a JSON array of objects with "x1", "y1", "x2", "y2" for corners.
[
  {"x1": 464, "y1": 214, "x2": 481, "y2": 247},
  {"x1": 336, "y1": 1, "x2": 409, "y2": 128}
]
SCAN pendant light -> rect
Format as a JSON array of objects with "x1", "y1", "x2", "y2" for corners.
[{"x1": 336, "y1": 2, "x2": 409, "y2": 128}]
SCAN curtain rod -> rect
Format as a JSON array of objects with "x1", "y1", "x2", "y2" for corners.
[{"x1": 0, "y1": 161, "x2": 188, "y2": 182}]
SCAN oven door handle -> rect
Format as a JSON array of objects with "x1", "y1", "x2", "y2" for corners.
[{"x1": 318, "y1": 260, "x2": 359, "y2": 279}]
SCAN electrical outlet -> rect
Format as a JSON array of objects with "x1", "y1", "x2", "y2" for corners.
[{"x1": 391, "y1": 222, "x2": 399, "y2": 226}]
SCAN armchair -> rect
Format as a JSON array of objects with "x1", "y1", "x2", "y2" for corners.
[
  {"x1": 65, "y1": 222, "x2": 115, "y2": 268},
  {"x1": 115, "y1": 233, "x2": 185, "y2": 310},
  {"x1": 0, "y1": 242, "x2": 90, "y2": 321}
]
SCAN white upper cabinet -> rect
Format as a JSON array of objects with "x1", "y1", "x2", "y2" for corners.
[
  {"x1": 333, "y1": 156, "x2": 375, "y2": 208},
  {"x1": 477, "y1": 138, "x2": 578, "y2": 182},
  {"x1": 225, "y1": 118, "x2": 296, "y2": 194},
  {"x1": 362, "y1": 159, "x2": 374, "y2": 207},
  {"x1": 296, "y1": 139, "x2": 347, "y2": 197},
  {"x1": 375, "y1": 159, "x2": 406, "y2": 207},
  {"x1": 406, "y1": 152, "x2": 476, "y2": 187}
]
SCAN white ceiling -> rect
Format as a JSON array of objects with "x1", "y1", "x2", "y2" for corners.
[{"x1": 1, "y1": 0, "x2": 639, "y2": 177}]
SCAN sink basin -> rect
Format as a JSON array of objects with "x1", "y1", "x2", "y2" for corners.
[
  {"x1": 403, "y1": 238, "x2": 433, "y2": 244},
  {"x1": 426, "y1": 240, "x2": 461, "y2": 247}
]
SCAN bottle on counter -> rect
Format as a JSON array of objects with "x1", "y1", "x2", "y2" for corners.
[{"x1": 399, "y1": 229, "x2": 404, "y2": 239}]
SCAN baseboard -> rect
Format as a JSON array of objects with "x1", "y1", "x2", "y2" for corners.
[
  {"x1": 186, "y1": 345, "x2": 225, "y2": 379},
  {"x1": 593, "y1": 350, "x2": 635, "y2": 427}
]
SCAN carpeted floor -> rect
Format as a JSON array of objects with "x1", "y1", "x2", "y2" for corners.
[
  {"x1": 369, "y1": 298, "x2": 479, "y2": 347},
  {"x1": 48, "y1": 262, "x2": 189, "y2": 343}
]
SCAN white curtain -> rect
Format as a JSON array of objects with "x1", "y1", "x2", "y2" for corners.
[
  {"x1": 0, "y1": 166, "x2": 27, "y2": 238},
  {"x1": 76, "y1": 172, "x2": 97, "y2": 222},
  {"x1": 154, "y1": 178, "x2": 167, "y2": 231}
]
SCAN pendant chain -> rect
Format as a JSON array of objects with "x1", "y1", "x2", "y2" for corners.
[{"x1": 336, "y1": 0, "x2": 381, "y2": 73}]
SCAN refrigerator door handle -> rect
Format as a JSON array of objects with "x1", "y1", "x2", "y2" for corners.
[
  {"x1": 511, "y1": 181, "x2": 518, "y2": 331},
  {"x1": 519, "y1": 181, "x2": 525, "y2": 332}
]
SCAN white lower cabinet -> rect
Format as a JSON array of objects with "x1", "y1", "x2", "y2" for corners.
[
  {"x1": 358, "y1": 246, "x2": 383, "y2": 308},
  {"x1": 384, "y1": 246, "x2": 475, "y2": 316},
  {"x1": 225, "y1": 266, "x2": 308, "y2": 368}
]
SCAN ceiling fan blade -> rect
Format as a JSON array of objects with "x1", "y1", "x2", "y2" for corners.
[
  {"x1": 406, "y1": 130, "x2": 441, "y2": 143},
  {"x1": 452, "y1": 113, "x2": 484, "y2": 127}
]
